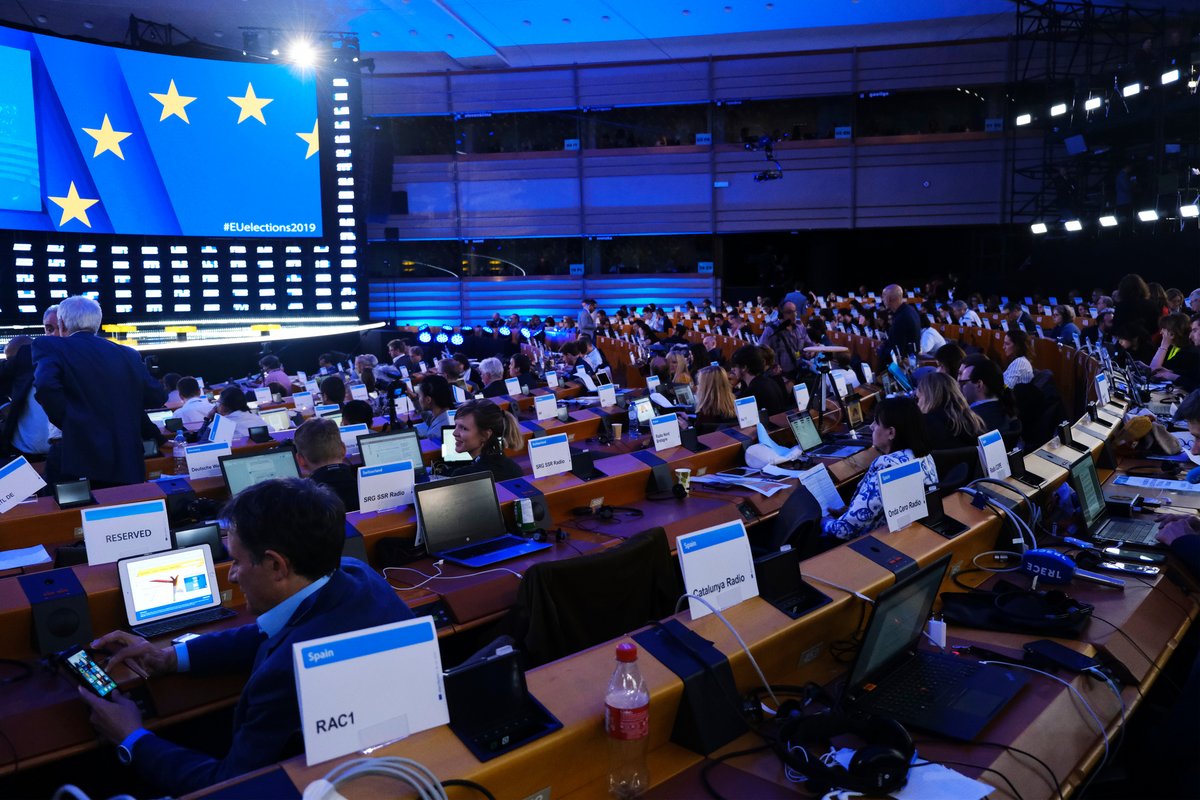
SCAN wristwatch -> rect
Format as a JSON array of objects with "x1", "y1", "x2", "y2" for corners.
[{"x1": 116, "y1": 742, "x2": 134, "y2": 765}]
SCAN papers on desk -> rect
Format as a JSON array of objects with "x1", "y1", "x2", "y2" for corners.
[
  {"x1": 1113, "y1": 474, "x2": 1200, "y2": 494},
  {"x1": 688, "y1": 472, "x2": 789, "y2": 497},
  {"x1": 0, "y1": 544, "x2": 51, "y2": 571},
  {"x1": 762, "y1": 463, "x2": 842, "y2": 515}
]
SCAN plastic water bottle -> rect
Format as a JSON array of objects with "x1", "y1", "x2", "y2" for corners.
[
  {"x1": 606, "y1": 642, "x2": 649, "y2": 798},
  {"x1": 172, "y1": 430, "x2": 187, "y2": 475}
]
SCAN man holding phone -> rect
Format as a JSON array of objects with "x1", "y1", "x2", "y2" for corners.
[{"x1": 76, "y1": 478, "x2": 412, "y2": 795}]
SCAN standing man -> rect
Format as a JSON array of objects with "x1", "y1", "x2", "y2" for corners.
[
  {"x1": 880, "y1": 284, "x2": 921, "y2": 361},
  {"x1": 33, "y1": 296, "x2": 164, "y2": 487},
  {"x1": 758, "y1": 301, "x2": 812, "y2": 379},
  {"x1": 577, "y1": 298, "x2": 598, "y2": 338}
]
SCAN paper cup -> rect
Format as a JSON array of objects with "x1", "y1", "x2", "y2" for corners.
[{"x1": 675, "y1": 468, "x2": 691, "y2": 493}]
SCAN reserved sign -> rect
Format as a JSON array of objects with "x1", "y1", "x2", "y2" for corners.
[{"x1": 82, "y1": 499, "x2": 171, "y2": 566}]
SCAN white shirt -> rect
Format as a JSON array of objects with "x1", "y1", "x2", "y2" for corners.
[
  {"x1": 919, "y1": 326, "x2": 947, "y2": 357},
  {"x1": 174, "y1": 396, "x2": 214, "y2": 432},
  {"x1": 583, "y1": 347, "x2": 604, "y2": 371},
  {"x1": 960, "y1": 309, "x2": 983, "y2": 327},
  {"x1": 222, "y1": 409, "x2": 268, "y2": 439}
]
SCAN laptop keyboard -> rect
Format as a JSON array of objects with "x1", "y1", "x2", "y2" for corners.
[
  {"x1": 132, "y1": 606, "x2": 236, "y2": 638},
  {"x1": 866, "y1": 655, "x2": 980, "y2": 717},
  {"x1": 448, "y1": 536, "x2": 523, "y2": 561},
  {"x1": 1098, "y1": 518, "x2": 1158, "y2": 545}
]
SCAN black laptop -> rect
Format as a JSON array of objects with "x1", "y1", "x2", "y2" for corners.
[
  {"x1": 445, "y1": 646, "x2": 562, "y2": 762},
  {"x1": 172, "y1": 522, "x2": 228, "y2": 561},
  {"x1": 1068, "y1": 456, "x2": 1159, "y2": 546},
  {"x1": 786, "y1": 410, "x2": 867, "y2": 459},
  {"x1": 218, "y1": 448, "x2": 300, "y2": 496},
  {"x1": 414, "y1": 472, "x2": 550, "y2": 568},
  {"x1": 842, "y1": 555, "x2": 1028, "y2": 740},
  {"x1": 358, "y1": 428, "x2": 429, "y2": 482}
]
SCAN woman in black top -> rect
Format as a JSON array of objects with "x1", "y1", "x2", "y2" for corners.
[
  {"x1": 915, "y1": 372, "x2": 986, "y2": 450},
  {"x1": 1150, "y1": 313, "x2": 1200, "y2": 391},
  {"x1": 447, "y1": 399, "x2": 524, "y2": 483}
]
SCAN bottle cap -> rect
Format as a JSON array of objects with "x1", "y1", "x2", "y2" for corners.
[{"x1": 616, "y1": 642, "x2": 637, "y2": 662}]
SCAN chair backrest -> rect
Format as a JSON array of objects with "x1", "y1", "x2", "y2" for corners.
[
  {"x1": 930, "y1": 446, "x2": 980, "y2": 490},
  {"x1": 510, "y1": 527, "x2": 682, "y2": 667},
  {"x1": 749, "y1": 484, "x2": 821, "y2": 555}
]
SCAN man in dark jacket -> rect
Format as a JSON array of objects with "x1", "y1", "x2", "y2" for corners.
[
  {"x1": 78, "y1": 478, "x2": 412, "y2": 795},
  {"x1": 879, "y1": 284, "x2": 922, "y2": 360},
  {"x1": 32, "y1": 296, "x2": 164, "y2": 486}
]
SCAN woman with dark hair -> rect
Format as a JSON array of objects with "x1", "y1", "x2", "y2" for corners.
[
  {"x1": 1002, "y1": 330, "x2": 1034, "y2": 388},
  {"x1": 1150, "y1": 313, "x2": 1200, "y2": 390},
  {"x1": 258, "y1": 355, "x2": 293, "y2": 396},
  {"x1": 1114, "y1": 273, "x2": 1161, "y2": 359},
  {"x1": 207, "y1": 386, "x2": 267, "y2": 439},
  {"x1": 448, "y1": 399, "x2": 524, "y2": 482},
  {"x1": 1050, "y1": 305, "x2": 1081, "y2": 345},
  {"x1": 820, "y1": 396, "x2": 939, "y2": 542},
  {"x1": 414, "y1": 374, "x2": 453, "y2": 444}
]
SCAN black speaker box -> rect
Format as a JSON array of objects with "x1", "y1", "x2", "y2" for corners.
[{"x1": 18, "y1": 569, "x2": 94, "y2": 655}]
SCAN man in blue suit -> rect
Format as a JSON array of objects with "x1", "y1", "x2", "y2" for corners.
[
  {"x1": 78, "y1": 478, "x2": 413, "y2": 795},
  {"x1": 32, "y1": 295, "x2": 164, "y2": 486}
]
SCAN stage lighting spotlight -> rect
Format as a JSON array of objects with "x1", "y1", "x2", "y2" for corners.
[
  {"x1": 1137, "y1": 209, "x2": 1158, "y2": 222},
  {"x1": 1181, "y1": 204, "x2": 1199, "y2": 218},
  {"x1": 1015, "y1": 113, "x2": 1032, "y2": 126},
  {"x1": 520, "y1": 326, "x2": 532, "y2": 339},
  {"x1": 1064, "y1": 219, "x2": 1083, "y2": 232},
  {"x1": 1084, "y1": 96, "x2": 1102, "y2": 111},
  {"x1": 1030, "y1": 222, "x2": 1048, "y2": 234},
  {"x1": 1162, "y1": 69, "x2": 1180, "y2": 84},
  {"x1": 1122, "y1": 82, "x2": 1141, "y2": 97},
  {"x1": 289, "y1": 40, "x2": 316, "y2": 66},
  {"x1": 450, "y1": 333, "x2": 464, "y2": 346},
  {"x1": 498, "y1": 326, "x2": 511, "y2": 336},
  {"x1": 418, "y1": 331, "x2": 432, "y2": 343},
  {"x1": 1050, "y1": 103, "x2": 1068, "y2": 116},
  {"x1": 1098, "y1": 215, "x2": 1118, "y2": 227},
  {"x1": 435, "y1": 332, "x2": 449, "y2": 344}
]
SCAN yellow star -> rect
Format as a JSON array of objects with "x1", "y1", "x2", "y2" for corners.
[
  {"x1": 48, "y1": 182, "x2": 100, "y2": 228},
  {"x1": 228, "y1": 83, "x2": 273, "y2": 125},
  {"x1": 296, "y1": 120, "x2": 319, "y2": 159},
  {"x1": 82, "y1": 114, "x2": 132, "y2": 159},
  {"x1": 149, "y1": 79, "x2": 196, "y2": 123}
]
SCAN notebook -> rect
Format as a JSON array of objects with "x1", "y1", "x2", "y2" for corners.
[
  {"x1": 441, "y1": 427, "x2": 473, "y2": 464},
  {"x1": 842, "y1": 555, "x2": 1028, "y2": 740},
  {"x1": 414, "y1": 472, "x2": 550, "y2": 568},
  {"x1": 218, "y1": 448, "x2": 300, "y2": 496},
  {"x1": 1068, "y1": 456, "x2": 1160, "y2": 546},
  {"x1": 444, "y1": 647, "x2": 562, "y2": 762},
  {"x1": 359, "y1": 429, "x2": 428, "y2": 480},
  {"x1": 786, "y1": 411, "x2": 867, "y2": 459},
  {"x1": 118, "y1": 545, "x2": 235, "y2": 638}
]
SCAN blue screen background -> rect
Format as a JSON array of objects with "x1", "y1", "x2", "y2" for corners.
[{"x1": 0, "y1": 27, "x2": 323, "y2": 237}]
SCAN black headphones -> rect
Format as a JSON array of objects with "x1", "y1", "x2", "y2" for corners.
[
  {"x1": 646, "y1": 483, "x2": 689, "y2": 502},
  {"x1": 530, "y1": 527, "x2": 569, "y2": 544},
  {"x1": 773, "y1": 711, "x2": 914, "y2": 795},
  {"x1": 569, "y1": 505, "x2": 644, "y2": 520},
  {"x1": 993, "y1": 588, "x2": 1093, "y2": 626}
]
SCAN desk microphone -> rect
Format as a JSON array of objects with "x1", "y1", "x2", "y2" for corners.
[{"x1": 1021, "y1": 548, "x2": 1124, "y2": 589}]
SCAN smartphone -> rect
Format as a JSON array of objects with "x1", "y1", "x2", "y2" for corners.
[
  {"x1": 1101, "y1": 546, "x2": 1165, "y2": 565},
  {"x1": 60, "y1": 646, "x2": 117, "y2": 699},
  {"x1": 1093, "y1": 560, "x2": 1161, "y2": 576},
  {"x1": 1023, "y1": 639, "x2": 1099, "y2": 674}
]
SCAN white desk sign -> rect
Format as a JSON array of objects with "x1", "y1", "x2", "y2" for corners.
[
  {"x1": 339, "y1": 423, "x2": 369, "y2": 454},
  {"x1": 395, "y1": 395, "x2": 415, "y2": 415},
  {"x1": 1095, "y1": 373, "x2": 1111, "y2": 406},
  {"x1": 734, "y1": 396, "x2": 759, "y2": 429},
  {"x1": 447, "y1": 409, "x2": 456, "y2": 426},
  {"x1": 293, "y1": 391, "x2": 314, "y2": 413},
  {"x1": 294, "y1": 617, "x2": 448, "y2": 766},
  {"x1": 315, "y1": 404, "x2": 339, "y2": 418},
  {"x1": 0, "y1": 456, "x2": 46, "y2": 514},
  {"x1": 418, "y1": 361, "x2": 428, "y2": 373},
  {"x1": 196, "y1": 376, "x2": 205, "y2": 390},
  {"x1": 676, "y1": 521, "x2": 759, "y2": 619},
  {"x1": 296, "y1": 371, "x2": 307, "y2": 385},
  {"x1": 878, "y1": 459, "x2": 928, "y2": 532},
  {"x1": 358, "y1": 461, "x2": 415, "y2": 514},
  {"x1": 305, "y1": 380, "x2": 320, "y2": 397},
  {"x1": 451, "y1": 384, "x2": 466, "y2": 405},
  {"x1": 862, "y1": 364, "x2": 874, "y2": 385},
  {"x1": 534, "y1": 394, "x2": 558, "y2": 422},
  {"x1": 254, "y1": 387, "x2": 273, "y2": 405},
  {"x1": 208, "y1": 413, "x2": 235, "y2": 444},
  {"x1": 832, "y1": 373, "x2": 849, "y2": 398},
  {"x1": 350, "y1": 384, "x2": 369, "y2": 401},
  {"x1": 646, "y1": 375, "x2": 661, "y2": 393},
  {"x1": 598, "y1": 384, "x2": 617, "y2": 408},
  {"x1": 977, "y1": 430, "x2": 1010, "y2": 480},
  {"x1": 528, "y1": 433, "x2": 571, "y2": 480},
  {"x1": 794, "y1": 385, "x2": 810, "y2": 411},
  {"x1": 505, "y1": 377, "x2": 522, "y2": 396},
  {"x1": 185, "y1": 442, "x2": 232, "y2": 480},
  {"x1": 82, "y1": 499, "x2": 171, "y2": 566},
  {"x1": 546, "y1": 371, "x2": 560, "y2": 389},
  {"x1": 650, "y1": 413, "x2": 682, "y2": 451}
]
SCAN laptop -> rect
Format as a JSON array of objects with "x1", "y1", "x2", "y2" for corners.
[
  {"x1": 54, "y1": 478, "x2": 96, "y2": 510},
  {"x1": 1068, "y1": 456, "x2": 1160, "y2": 546},
  {"x1": 259, "y1": 408, "x2": 293, "y2": 433},
  {"x1": 359, "y1": 428, "x2": 429, "y2": 481},
  {"x1": 842, "y1": 555, "x2": 1028, "y2": 740},
  {"x1": 445, "y1": 646, "x2": 562, "y2": 762},
  {"x1": 218, "y1": 448, "x2": 301, "y2": 496},
  {"x1": 117, "y1": 545, "x2": 236, "y2": 638},
  {"x1": 441, "y1": 426, "x2": 472, "y2": 464},
  {"x1": 414, "y1": 472, "x2": 551, "y2": 568},
  {"x1": 172, "y1": 522, "x2": 228, "y2": 561},
  {"x1": 786, "y1": 411, "x2": 867, "y2": 459},
  {"x1": 145, "y1": 408, "x2": 173, "y2": 427},
  {"x1": 674, "y1": 384, "x2": 695, "y2": 408}
]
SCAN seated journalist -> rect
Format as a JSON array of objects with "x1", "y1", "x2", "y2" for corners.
[{"x1": 77, "y1": 478, "x2": 413, "y2": 795}]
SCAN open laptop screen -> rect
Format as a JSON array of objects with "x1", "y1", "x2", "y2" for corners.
[
  {"x1": 415, "y1": 472, "x2": 506, "y2": 553},
  {"x1": 219, "y1": 449, "x2": 300, "y2": 496},
  {"x1": 787, "y1": 412, "x2": 823, "y2": 451},
  {"x1": 1068, "y1": 456, "x2": 1106, "y2": 530},
  {"x1": 360, "y1": 429, "x2": 425, "y2": 473},
  {"x1": 846, "y1": 556, "x2": 949, "y2": 690},
  {"x1": 441, "y1": 427, "x2": 472, "y2": 463},
  {"x1": 259, "y1": 408, "x2": 292, "y2": 433},
  {"x1": 118, "y1": 545, "x2": 221, "y2": 626}
]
